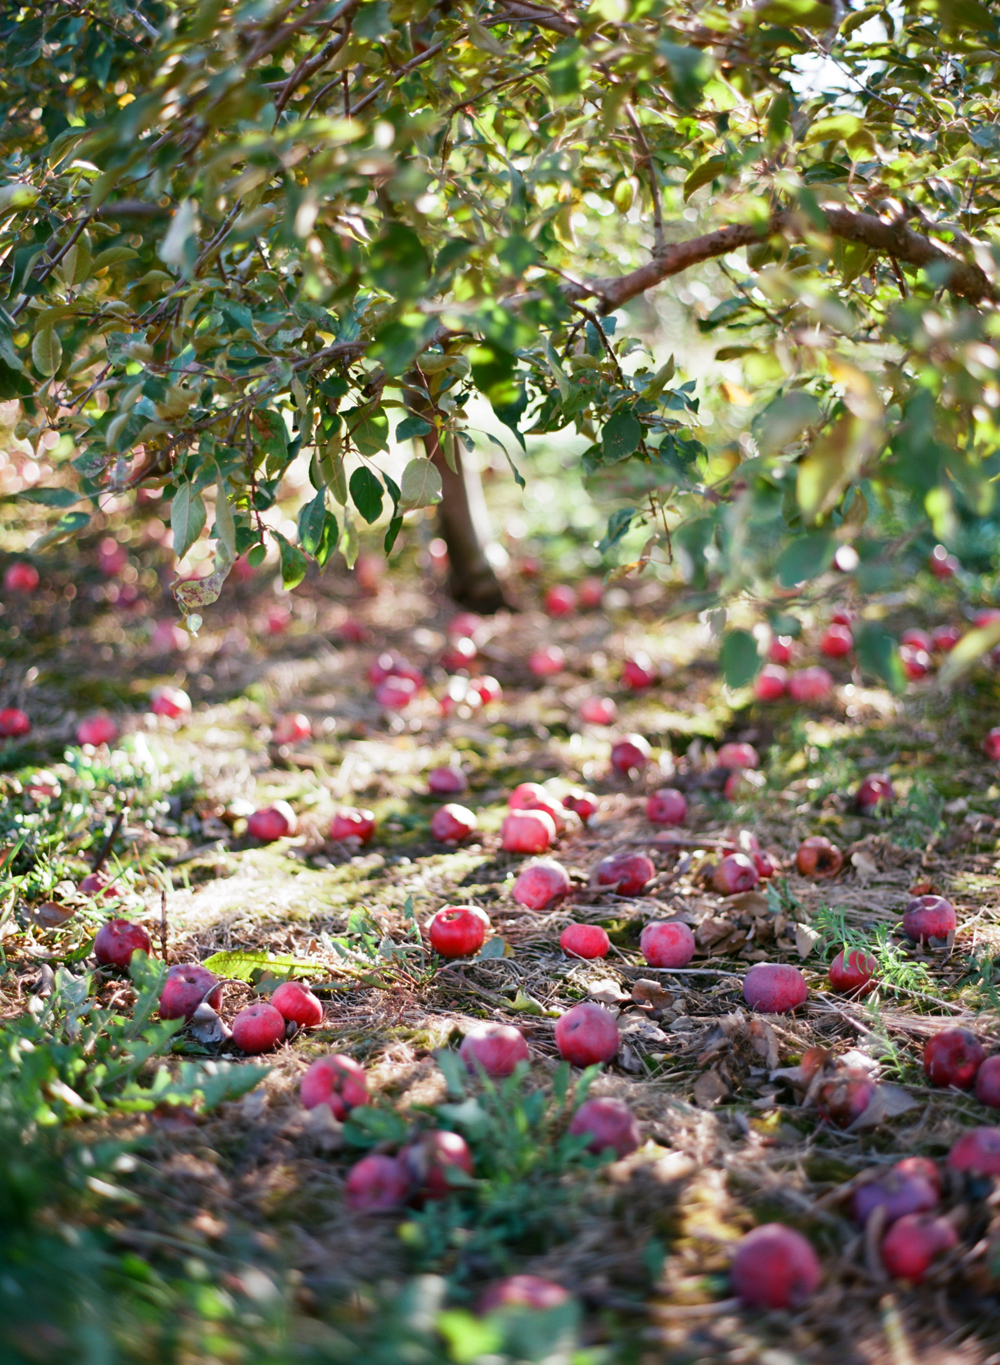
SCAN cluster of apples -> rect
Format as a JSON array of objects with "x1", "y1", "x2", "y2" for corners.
[{"x1": 365, "y1": 614, "x2": 503, "y2": 717}]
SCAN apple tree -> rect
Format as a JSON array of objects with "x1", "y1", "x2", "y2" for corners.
[{"x1": 1, "y1": 0, "x2": 999, "y2": 654}]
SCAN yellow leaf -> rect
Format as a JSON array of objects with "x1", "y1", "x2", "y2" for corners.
[{"x1": 720, "y1": 380, "x2": 753, "y2": 406}]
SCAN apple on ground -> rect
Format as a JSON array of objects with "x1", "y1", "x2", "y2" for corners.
[
  {"x1": 76, "y1": 713, "x2": 119, "y2": 747},
  {"x1": 743, "y1": 962, "x2": 808, "y2": 1014},
  {"x1": 0, "y1": 708, "x2": 30, "y2": 739},
  {"x1": 460, "y1": 1023, "x2": 530, "y2": 1078},
  {"x1": 646, "y1": 788, "x2": 687, "y2": 825},
  {"x1": 817, "y1": 1070, "x2": 876, "y2": 1127},
  {"x1": 477, "y1": 1276, "x2": 570, "y2": 1314},
  {"x1": 730, "y1": 1224, "x2": 821, "y2": 1310},
  {"x1": 851, "y1": 1164, "x2": 940, "y2": 1228},
  {"x1": 232, "y1": 1002, "x2": 286, "y2": 1053},
  {"x1": 902, "y1": 894, "x2": 956, "y2": 943},
  {"x1": 271, "y1": 981, "x2": 324, "y2": 1027},
  {"x1": 610, "y1": 734, "x2": 651, "y2": 774},
  {"x1": 512, "y1": 858, "x2": 571, "y2": 909},
  {"x1": 470, "y1": 675, "x2": 502, "y2": 704},
  {"x1": 947, "y1": 1126, "x2": 1000, "y2": 1176},
  {"x1": 150, "y1": 686, "x2": 191, "y2": 719},
  {"x1": 428, "y1": 766, "x2": 467, "y2": 794},
  {"x1": 820, "y1": 623, "x2": 853, "y2": 658},
  {"x1": 621, "y1": 654, "x2": 657, "y2": 689},
  {"x1": 441, "y1": 636, "x2": 477, "y2": 671},
  {"x1": 401, "y1": 1129, "x2": 474, "y2": 1199},
  {"x1": 828, "y1": 949, "x2": 877, "y2": 995},
  {"x1": 330, "y1": 808, "x2": 376, "y2": 843},
  {"x1": 931, "y1": 625, "x2": 961, "y2": 652},
  {"x1": 554, "y1": 1001, "x2": 619, "y2": 1066},
  {"x1": 247, "y1": 800, "x2": 297, "y2": 842},
  {"x1": 795, "y1": 835, "x2": 843, "y2": 878},
  {"x1": 431, "y1": 803, "x2": 478, "y2": 844},
  {"x1": 709, "y1": 853, "x2": 758, "y2": 895},
  {"x1": 563, "y1": 789, "x2": 598, "y2": 822},
  {"x1": 975, "y1": 1055, "x2": 1000, "y2": 1107},
  {"x1": 300, "y1": 1054, "x2": 368, "y2": 1117},
  {"x1": 856, "y1": 773, "x2": 894, "y2": 814},
  {"x1": 985, "y1": 728, "x2": 1000, "y2": 761},
  {"x1": 881, "y1": 1214, "x2": 957, "y2": 1283},
  {"x1": 594, "y1": 852, "x2": 655, "y2": 896},
  {"x1": 78, "y1": 870, "x2": 115, "y2": 898},
  {"x1": 529, "y1": 645, "x2": 565, "y2": 678},
  {"x1": 560, "y1": 923, "x2": 610, "y2": 959},
  {"x1": 640, "y1": 921, "x2": 695, "y2": 968},
  {"x1": 929, "y1": 545, "x2": 960, "y2": 578},
  {"x1": 580, "y1": 696, "x2": 617, "y2": 725},
  {"x1": 754, "y1": 665, "x2": 787, "y2": 701},
  {"x1": 787, "y1": 666, "x2": 833, "y2": 703},
  {"x1": 508, "y1": 782, "x2": 566, "y2": 828},
  {"x1": 159, "y1": 963, "x2": 223, "y2": 1020},
  {"x1": 545, "y1": 584, "x2": 577, "y2": 617},
  {"x1": 569, "y1": 1097, "x2": 641, "y2": 1158},
  {"x1": 501, "y1": 809, "x2": 556, "y2": 854},
  {"x1": 273, "y1": 712, "x2": 311, "y2": 744},
  {"x1": 578, "y1": 577, "x2": 605, "y2": 609},
  {"x1": 716, "y1": 742, "x2": 759, "y2": 771},
  {"x1": 923, "y1": 1028, "x2": 985, "y2": 1089},
  {"x1": 428, "y1": 904, "x2": 489, "y2": 957},
  {"x1": 94, "y1": 919, "x2": 152, "y2": 970},
  {"x1": 3, "y1": 561, "x2": 39, "y2": 593},
  {"x1": 768, "y1": 636, "x2": 793, "y2": 664},
  {"x1": 345, "y1": 1154, "x2": 410, "y2": 1211}
]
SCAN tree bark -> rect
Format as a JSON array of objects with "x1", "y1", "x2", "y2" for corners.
[{"x1": 423, "y1": 425, "x2": 509, "y2": 613}]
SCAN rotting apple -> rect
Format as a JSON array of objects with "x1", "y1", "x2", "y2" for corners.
[
  {"x1": 850, "y1": 1165, "x2": 940, "y2": 1228},
  {"x1": 923, "y1": 1028, "x2": 985, "y2": 1089},
  {"x1": 902, "y1": 894, "x2": 956, "y2": 944},
  {"x1": 975, "y1": 1056, "x2": 1000, "y2": 1108},
  {"x1": 709, "y1": 853, "x2": 759, "y2": 895},
  {"x1": 344, "y1": 1153, "x2": 411, "y2": 1211},
  {"x1": 94, "y1": 919, "x2": 152, "y2": 970},
  {"x1": 795, "y1": 835, "x2": 843, "y2": 878},
  {"x1": 880, "y1": 1213, "x2": 957, "y2": 1283},
  {"x1": 816, "y1": 1070, "x2": 876, "y2": 1128}
]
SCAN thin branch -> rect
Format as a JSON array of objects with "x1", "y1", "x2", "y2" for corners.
[
  {"x1": 272, "y1": 0, "x2": 359, "y2": 119},
  {"x1": 624, "y1": 103, "x2": 664, "y2": 253}
]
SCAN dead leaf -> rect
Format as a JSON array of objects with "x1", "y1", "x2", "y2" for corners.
[
  {"x1": 587, "y1": 978, "x2": 628, "y2": 1005},
  {"x1": 189, "y1": 1002, "x2": 232, "y2": 1046},
  {"x1": 619, "y1": 1017, "x2": 670, "y2": 1049},
  {"x1": 848, "y1": 1082, "x2": 918, "y2": 1130},
  {"x1": 29, "y1": 900, "x2": 75, "y2": 928},
  {"x1": 693, "y1": 1068, "x2": 730, "y2": 1107},
  {"x1": 727, "y1": 891, "x2": 770, "y2": 916},
  {"x1": 794, "y1": 922, "x2": 822, "y2": 958},
  {"x1": 851, "y1": 850, "x2": 879, "y2": 881},
  {"x1": 747, "y1": 1017, "x2": 780, "y2": 1070},
  {"x1": 303, "y1": 1103, "x2": 344, "y2": 1152},
  {"x1": 632, "y1": 978, "x2": 674, "y2": 1012}
]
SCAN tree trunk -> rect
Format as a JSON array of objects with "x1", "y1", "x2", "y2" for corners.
[{"x1": 422, "y1": 426, "x2": 510, "y2": 613}]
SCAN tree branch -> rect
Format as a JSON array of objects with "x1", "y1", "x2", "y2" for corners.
[{"x1": 568, "y1": 205, "x2": 998, "y2": 311}]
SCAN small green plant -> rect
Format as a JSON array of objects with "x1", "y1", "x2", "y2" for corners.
[{"x1": 812, "y1": 905, "x2": 933, "y2": 997}]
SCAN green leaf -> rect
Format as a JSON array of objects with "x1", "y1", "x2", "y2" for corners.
[
  {"x1": 548, "y1": 38, "x2": 583, "y2": 97},
  {"x1": 214, "y1": 477, "x2": 236, "y2": 561},
  {"x1": 720, "y1": 629, "x2": 761, "y2": 689},
  {"x1": 367, "y1": 224, "x2": 429, "y2": 301},
  {"x1": 297, "y1": 489, "x2": 328, "y2": 555},
  {"x1": 31, "y1": 326, "x2": 62, "y2": 377},
  {"x1": 684, "y1": 155, "x2": 728, "y2": 200},
  {"x1": 276, "y1": 532, "x2": 308, "y2": 589},
  {"x1": 201, "y1": 949, "x2": 317, "y2": 982},
  {"x1": 171, "y1": 483, "x2": 206, "y2": 561},
  {"x1": 29, "y1": 510, "x2": 90, "y2": 552},
  {"x1": 383, "y1": 515, "x2": 403, "y2": 554},
  {"x1": 775, "y1": 532, "x2": 834, "y2": 587},
  {"x1": 345, "y1": 406, "x2": 389, "y2": 457},
  {"x1": 469, "y1": 342, "x2": 519, "y2": 407},
  {"x1": 17, "y1": 487, "x2": 80, "y2": 508},
  {"x1": 602, "y1": 408, "x2": 643, "y2": 462},
  {"x1": 395, "y1": 416, "x2": 432, "y2": 441},
  {"x1": 855, "y1": 621, "x2": 906, "y2": 693},
  {"x1": 349, "y1": 467, "x2": 384, "y2": 523},
  {"x1": 598, "y1": 506, "x2": 637, "y2": 553},
  {"x1": 399, "y1": 457, "x2": 442, "y2": 510},
  {"x1": 370, "y1": 315, "x2": 438, "y2": 375}
]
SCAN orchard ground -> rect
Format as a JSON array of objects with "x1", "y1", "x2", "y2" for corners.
[{"x1": 5, "y1": 534, "x2": 1000, "y2": 1362}]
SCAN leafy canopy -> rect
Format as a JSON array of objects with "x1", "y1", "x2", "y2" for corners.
[{"x1": 2, "y1": 0, "x2": 999, "y2": 634}]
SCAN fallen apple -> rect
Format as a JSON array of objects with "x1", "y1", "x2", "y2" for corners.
[
  {"x1": 554, "y1": 1001, "x2": 619, "y2": 1066},
  {"x1": 428, "y1": 904, "x2": 489, "y2": 957},
  {"x1": 300, "y1": 1054, "x2": 368, "y2": 1117},
  {"x1": 559, "y1": 923, "x2": 610, "y2": 959},
  {"x1": 460, "y1": 1023, "x2": 530, "y2": 1078}
]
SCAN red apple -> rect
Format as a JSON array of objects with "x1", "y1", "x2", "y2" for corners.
[
  {"x1": 646, "y1": 788, "x2": 687, "y2": 826},
  {"x1": 902, "y1": 894, "x2": 956, "y2": 943},
  {"x1": 247, "y1": 801, "x2": 297, "y2": 842},
  {"x1": 948, "y1": 1126, "x2": 1000, "y2": 1176},
  {"x1": 330, "y1": 808, "x2": 376, "y2": 843},
  {"x1": 975, "y1": 1055, "x2": 1000, "y2": 1108},
  {"x1": 513, "y1": 858, "x2": 571, "y2": 910},
  {"x1": 431, "y1": 803, "x2": 478, "y2": 844},
  {"x1": 610, "y1": 734, "x2": 651, "y2": 774},
  {"x1": 929, "y1": 545, "x2": 960, "y2": 579},
  {"x1": 595, "y1": 852, "x2": 654, "y2": 896},
  {"x1": 345, "y1": 1154, "x2": 410, "y2": 1211},
  {"x1": 428, "y1": 766, "x2": 467, "y2": 795},
  {"x1": 730, "y1": 1224, "x2": 821, "y2": 1310},
  {"x1": 508, "y1": 783, "x2": 566, "y2": 828},
  {"x1": 477, "y1": 1276, "x2": 569, "y2": 1314},
  {"x1": 470, "y1": 675, "x2": 502, "y2": 705},
  {"x1": 266, "y1": 604, "x2": 291, "y2": 635},
  {"x1": 150, "y1": 621, "x2": 188, "y2": 653},
  {"x1": 755, "y1": 664, "x2": 787, "y2": 701},
  {"x1": 149, "y1": 686, "x2": 191, "y2": 719},
  {"x1": 768, "y1": 636, "x2": 794, "y2": 665},
  {"x1": 856, "y1": 773, "x2": 894, "y2": 815},
  {"x1": 924, "y1": 1028, "x2": 985, "y2": 1089},
  {"x1": 737, "y1": 830, "x2": 777, "y2": 878},
  {"x1": 529, "y1": 645, "x2": 565, "y2": 678},
  {"x1": 569, "y1": 1096, "x2": 640, "y2": 1158},
  {"x1": 563, "y1": 789, "x2": 598, "y2": 822},
  {"x1": 900, "y1": 643, "x2": 931, "y2": 679},
  {"x1": 795, "y1": 835, "x2": 843, "y2": 878},
  {"x1": 76, "y1": 713, "x2": 119, "y2": 747},
  {"x1": 401, "y1": 1129, "x2": 474, "y2": 1200},
  {"x1": 931, "y1": 625, "x2": 961, "y2": 652},
  {"x1": 0, "y1": 707, "x2": 30, "y2": 739},
  {"x1": 159, "y1": 964, "x2": 222, "y2": 1020},
  {"x1": 428, "y1": 904, "x2": 489, "y2": 957},
  {"x1": 985, "y1": 728, "x2": 1000, "y2": 761},
  {"x1": 817, "y1": 1070, "x2": 876, "y2": 1127},
  {"x1": 232, "y1": 1001, "x2": 285, "y2": 1053},
  {"x1": 3, "y1": 561, "x2": 39, "y2": 593},
  {"x1": 743, "y1": 962, "x2": 808, "y2": 1014},
  {"x1": 787, "y1": 666, "x2": 833, "y2": 703},
  {"x1": 93, "y1": 918, "x2": 152, "y2": 970},
  {"x1": 831, "y1": 608, "x2": 853, "y2": 626},
  {"x1": 554, "y1": 1001, "x2": 619, "y2": 1066},
  {"x1": 881, "y1": 1213, "x2": 957, "y2": 1283},
  {"x1": 828, "y1": 949, "x2": 877, "y2": 995},
  {"x1": 580, "y1": 696, "x2": 617, "y2": 725},
  {"x1": 851, "y1": 1165, "x2": 939, "y2": 1228},
  {"x1": 709, "y1": 853, "x2": 759, "y2": 895},
  {"x1": 560, "y1": 923, "x2": 610, "y2": 959},
  {"x1": 441, "y1": 636, "x2": 477, "y2": 672},
  {"x1": 460, "y1": 1023, "x2": 529, "y2": 1078},
  {"x1": 621, "y1": 654, "x2": 657, "y2": 689},
  {"x1": 300, "y1": 1053, "x2": 368, "y2": 1117},
  {"x1": 375, "y1": 676, "x2": 418, "y2": 709},
  {"x1": 820, "y1": 623, "x2": 853, "y2": 658},
  {"x1": 640, "y1": 920, "x2": 695, "y2": 968},
  {"x1": 578, "y1": 576, "x2": 605, "y2": 609},
  {"x1": 545, "y1": 584, "x2": 577, "y2": 617},
  {"x1": 78, "y1": 870, "x2": 115, "y2": 898},
  {"x1": 273, "y1": 712, "x2": 311, "y2": 744},
  {"x1": 448, "y1": 612, "x2": 482, "y2": 639},
  {"x1": 271, "y1": 981, "x2": 324, "y2": 1027},
  {"x1": 501, "y1": 809, "x2": 556, "y2": 854},
  {"x1": 716, "y1": 742, "x2": 759, "y2": 771},
  {"x1": 901, "y1": 628, "x2": 932, "y2": 652}
]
